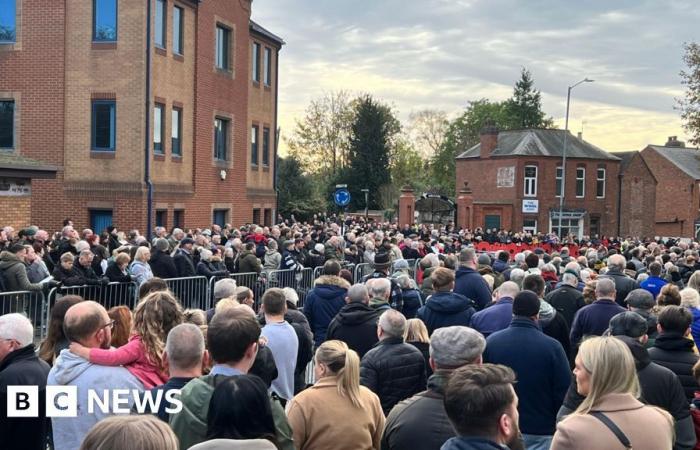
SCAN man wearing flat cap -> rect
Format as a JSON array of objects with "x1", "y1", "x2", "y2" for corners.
[
  {"x1": 174, "y1": 237, "x2": 197, "y2": 277},
  {"x1": 382, "y1": 326, "x2": 486, "y2": 450}
]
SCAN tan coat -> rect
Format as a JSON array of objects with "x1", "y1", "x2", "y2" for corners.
[
  {"x1": 286, "y1": 376, "x2": 385, "y2": 450},
  {"x1": 551, "y1": 393, "x2": 674, "y2": 450}
]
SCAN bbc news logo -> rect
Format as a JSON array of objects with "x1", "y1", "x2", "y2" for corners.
[{"x1": 6, "y1": 386, "x2": 183, "y2": 417}]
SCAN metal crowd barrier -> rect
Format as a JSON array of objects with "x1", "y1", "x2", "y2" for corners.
[
  {"x1": 312, "y1": 266, "x2": 324, "y2": 280},
  {"x1": 164, "y1": 276, "x2": 210, "y2": 310},
  {"x1": 266, "y1": 268, "x2": 315, "y2": 307},
  {"x1": 47, "y1": 282, "x2": 139, "y2": 311},
  {"x1": 0, "y1": 290, "x2": 48, "y2": 340},
  {"x1": 353, "y1": 263, "x2": 373, "y2": 283}
]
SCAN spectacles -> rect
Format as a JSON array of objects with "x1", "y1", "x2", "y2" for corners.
[{"x1": 102, "y1": 320, "x2": 115, "y2": 330}]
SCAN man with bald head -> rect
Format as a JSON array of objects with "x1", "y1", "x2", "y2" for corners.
[
  {"x1": 48, "y1": 301, "x2": 143, "y2": 450},
  {"x1": 599, "y1": 253, "x2": 639, "y2": 307},
  {"x1": 470, "y1": 281, "x2": 520, "y2": 337},
  {"x1": 569, "y1": 278, "x2": 626, "y2": 350}
]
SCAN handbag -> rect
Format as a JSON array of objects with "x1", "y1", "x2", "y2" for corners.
[{"x1": 590, "y1": 411, "x2": 632, "y2": 449}]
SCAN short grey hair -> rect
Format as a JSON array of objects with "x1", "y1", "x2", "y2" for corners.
[
  {"x1": 595, "y1": 278, "x2": 616, "y2": 298},
  {"x1": 282, "y1": 287, "x2": 299, "y2": 306},
  {"x1": 607, "y1": 254, "x2": 626, "y2": 271},
  {"x1": 367, "y1": 278, "x2": 391, "y2": 299},
  {"x1": 165, "y1": 323, "x2": 205, "y2": 371},
  {"x1": 213, "y1": 278, "x2": 237, "y2": 300},
  {"x1": 562, "y1": 272, "x2": 579, "y2": 286},
  {"x1": 681, "y1": 288, "x2": 700, "y2": 309},
  {"x1": 497, "y1": 281, "x2": 519, "y2": 299},
  {"x1": 378, "y1": 309, "x2": 406, "y2": 339},
  {"x1": 509, "y1": 268, "x2": 526, "y2": 286},
  {"x1": 347, "y1": 284, "x2": 369, "y2": 304},
  {"x1": 199, "y1": 248, "x2": 212, "y2": 262},
  {"x1": 0, "y1": 313, "x2": 33, "y2": 347},
  {"x1": 394, "y1": 274, "x2": 415, "y2": 290}
]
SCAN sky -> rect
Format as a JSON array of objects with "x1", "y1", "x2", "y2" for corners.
[{"x1": 251, "y1": 0, "x2": 699, "y2": 153}]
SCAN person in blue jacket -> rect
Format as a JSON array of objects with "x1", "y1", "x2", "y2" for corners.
[
  {"x1": 454, "y1": 248, "x2": 492, "y2": 310},
  {"x1": 417, "y1": 267, "x2": 476, "y2": 335},
  {"x1": 303, "y1": 259, "x2": 350, "y2": 347},
  {"x1": 640, "y1": 261, "x2": 668, "y2": 300},
  {"x1": 484, "y1": 290, "x2": 570, "y2": 450}
]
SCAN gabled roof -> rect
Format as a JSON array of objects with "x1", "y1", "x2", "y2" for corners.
[
  {"x1": 250, "y1": 20, "x2": 285, "y2": 46},
  {"x1": 648, "y1": 145, "x2": 700, "y2": 180},
  {"x1": 613, "y1": 151, "x2": 638, "y2": 172},
  {"x1": 456, "y1": 129, "x2": 619, "y2": 161}
]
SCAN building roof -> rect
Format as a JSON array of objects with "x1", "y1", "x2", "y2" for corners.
[
  {"x1": 456, "y1": 129, "x2": 620, "y2": 161},
  {"x1": 649, "y1": 145, "x2": 700, "y2": 180},
  {"x1": 613, "y1": 151, "x2": 638, "y2": 172},
  {"x1": 0, "y1": 152, "x2": 58, "y2": 179},
  {"x1": 249, "y1": 20, "x2": 285, "y2": 46}
]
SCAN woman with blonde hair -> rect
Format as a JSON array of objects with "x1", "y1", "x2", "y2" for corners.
[
  {"x1": 130, "y1": 246, "x2": 153, "y2": 286},
  {"x1": 688, "y1": 270, "x2": 700, "y2": 292},
  {"x1": 551, "y1": 336, "x2": 674, "y2": 450},
  {"x1": 405, "y1": 318, "x2": 432, "y2": 377},
  {"x1": 286, "y1": 340, "x2": 385, "y2": 450},
  {"x1": 80, "y1": 415, "x2": 178, "y2": 450}
]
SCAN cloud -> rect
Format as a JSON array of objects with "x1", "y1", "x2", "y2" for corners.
[{"x1": 252, "y1": 0, "x2": 697, "y2": 153}]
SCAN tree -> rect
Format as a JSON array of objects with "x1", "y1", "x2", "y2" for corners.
[
  {"x1": 344, "y1": 95, "x2": 401, "y2": 210},
  {"x1": 503, "y1": 68, "x2": 554, "y2": 129},
  {"x1": 406, "y1": 109, "x2": 449, "y2": 159},
  {"x1": 285, "y1": 91, "x2": 355, "y2": 175},
  {"x1": 277, "y1": 156, "x2": 325, "y2": 221},
  {"x1": 679, "y1": 42, "x2": 700, "y2": 146}
]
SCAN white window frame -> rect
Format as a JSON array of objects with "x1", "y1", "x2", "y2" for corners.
[
  {"x1": 523, "y1": 219, "x2": 537, "y2": 234},
  {"x1": 596, "y1": 168, "x2": 606, "y2": 198},
  {"x1": 575, "y1": 167, "x2": 585, "y2": 198},
  {"x1": 549, "y1": 214, "x2": 583, "y2": 239},
  {"x1": 524, "y1": 165, "x2": 537, "y2": 197},
  {"x1": 555, "y1": 166, "x2": 563, "y2": 198}
]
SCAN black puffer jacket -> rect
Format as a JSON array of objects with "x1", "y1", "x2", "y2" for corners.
[
  {"x1": 648, "y1": 332, "x2": 699, "y2": 401},
  {"x1": 326, "y1": 302, "x2": 379, "y2": 358},
  {"x1": 544, "y1": 284, "x2": 586, "y2": 328},
  {"x1": 149, "y1": 249, "x2": 178, "y2": 279},
  {"x1": 599, "y1": 270, "x2": 639, "y2": 307},
  {"x1": 360, "y1": 336, "x2": 427, "y2": 415}
]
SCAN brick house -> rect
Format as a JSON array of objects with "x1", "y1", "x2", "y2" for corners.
[
  {"x1": 0, "y1": 0, "x2": 282, "y2": 233},
  {"x1": 455, "y1": 127, "x2": 621, "y2": 238},
  {"x1": 620, "y1": 137, "x2": 700, "y2": 238}
]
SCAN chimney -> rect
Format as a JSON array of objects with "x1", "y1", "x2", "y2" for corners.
[
  {"x1": 665, "y1": 136, "x2": 686, "y2": 148},
  {"x1": 479, "y1": 119, "x2": 499, "y2": 159}
]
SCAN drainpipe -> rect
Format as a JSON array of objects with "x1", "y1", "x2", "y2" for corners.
[
  {"x1": 617, "y1": 172, "x2": 623, "y2": 237},
  {"x1": 144, "y1": 0, "x2": 153, "y2": 238},
  {"x1": 274, "y1": 47, "x2": 280, "y2": 224}
]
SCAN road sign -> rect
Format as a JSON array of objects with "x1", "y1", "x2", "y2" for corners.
[{"x1": 334, "y1": 188, "x2": 351, "y2": 207}]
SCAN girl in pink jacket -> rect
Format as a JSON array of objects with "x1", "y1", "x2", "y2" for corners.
[{"x1": 70, "y1": 290, "x2": 184, "y2": 389}]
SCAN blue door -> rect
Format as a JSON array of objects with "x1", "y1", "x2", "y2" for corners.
[
  {"x1": 484, "y1": 215, "x2": 501, "y2": 231},
  {"x1": 90, "y1": 209, "x2": 113, "y2": 234}
]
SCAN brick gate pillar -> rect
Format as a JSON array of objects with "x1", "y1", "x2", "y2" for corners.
[
  {"x1": 457, "y1": 182, "x2": 474, "y2": 230},
  {"x1": 398, "y1": 186, "x2": 416, "y2": 226}
]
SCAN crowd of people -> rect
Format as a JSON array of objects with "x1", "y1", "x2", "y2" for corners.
[{"x1": 3, "y1": 217, "x2": 700, "y2": 449}]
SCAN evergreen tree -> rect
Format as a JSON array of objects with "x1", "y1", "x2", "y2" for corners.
[
  {"x1": 277, "y1": 156, "x2": 324, "y2": 221},
  {"x1": 504, "y1": 68, "x2": 554, "y2": 129},
  {"x1": 679, "y1": 42, "x2": 700, "y2": 146}
]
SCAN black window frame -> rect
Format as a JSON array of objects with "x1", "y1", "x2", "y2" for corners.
[
  {"x1": 91, "y1": 100, "x2": 116, "y2": 152},
  {"x1": 173, "y1": 209, "x2": 184, "y2": 228},
  {"x1": 215, "y1": 25, "x2": 230, "y2": 70},
  {"x1": 93, "y1": 0, "x2": 118, "y2": 42},
  {"x1": 596, "y1": 167, "x2": 606, "y2": 198},
  {"x1": 171, "y1": 106, "x2": 182, "y2": 156},
  {"x1": 155, "y1": 0, "x2": 166, "y2": 49},
  {"x1": 0, "y1": 99, "x2": 15, "y2": 150},
  {"x1": 154, "y1": 102, "x2": 165, "y2": 155},
  {"x1": 251, "y1": 124, "x2": 258, "y2": 166},
  {"x1": 214, "y1": 117, "x2": 229, "y2": 161},
  {"x1": 155, "y1": 209, "x2": 167, "y2": 228},
  {"x1": 173, "y1": 5, "x2": 183, "y2": 55},
  {"x1": 213, "y1": 209, "x2": 228, "y2": 227},
  {"x1": 262, "y1": 127, "x2": 270, "y2": 166},
  {"x1": 0, "y1": 0, "x2": 17, "y2": 43}
]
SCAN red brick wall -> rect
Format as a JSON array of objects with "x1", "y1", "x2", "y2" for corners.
[{"x1": 620, "y1": 153, "x2": 656, "y2": 238}]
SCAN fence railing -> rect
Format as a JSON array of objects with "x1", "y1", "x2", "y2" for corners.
[
  {"x1": 47, "y1": 282, "x2": 139, "y2": 311},
  {"x1": 164, "y1": 276, "x2": 210, "y2": 310},
  {"x1": 0, "y1": 290, "x2": 48, "y2": 340},
  {"x1": 353, "y1": 263, "x2": 374, "y2": 283}
]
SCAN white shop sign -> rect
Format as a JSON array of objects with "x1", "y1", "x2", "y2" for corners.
[
  {"x1": 522, "y1": 199, "x2": 539, "y2": 213},
  {"x1": 0, "y1": 180, "x2": 31, "y2": 197}
]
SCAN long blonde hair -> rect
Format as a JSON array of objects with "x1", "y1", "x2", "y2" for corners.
[
  {"x1": 405, "y1": 318, "x2": 430, "y2": 343},
  {"x1": 315, "y1": 340, "x2": 362, "y2": 408},
  {"x1": 79, "y1": 415, "x2": 178, "y2": 450},
  {"x1": 574, "y1": 336, "x2": 640, "y2": 415},
  {"x1": 133, "y1": 291, "x2": 184, "y2": 371}
]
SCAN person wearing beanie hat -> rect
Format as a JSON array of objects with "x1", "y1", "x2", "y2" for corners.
[
  {"x1": 382, "y1": 326, "x2": 486, "y2": 450},
  {"x1": 362, "y1": 251, "x2": 404, "y2": 312},
  {"x1": 149, "y1": 238, "x2": 178, "y2": 279},
  {"x1": 484, "y1": 290, "x2": 571, "y2": 449}
]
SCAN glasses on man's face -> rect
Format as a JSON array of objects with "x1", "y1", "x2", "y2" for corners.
[{"x1": 102, "y1": 320, "x2": 115, "y2": 330}]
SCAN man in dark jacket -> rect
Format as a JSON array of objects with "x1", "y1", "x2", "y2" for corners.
[
  {"x1": 362, "y1": 252, "x2": 404, "y2": 312},
  {"x1": 648, "y1": 306, "x2": 699, "y2": 401},
  {"x1": 73, "y1": 250, "x2": 107, "y2": 286},
  {"x1": 544, "y1": 271, "x2": 586, "y2": 328},
  {"x1": 149, "y1": 238, "x2": 178, "y2": 279},
  {"x1": 303, "y1": 260, "x2": 350, "y2": 347},
  {"x1": 523, "y1": 274, "x2": 571, "y2": 359},
  {"x1": 417, "y1": 267, "x2": 475, "y2": 335},
  {"x1": 238, "y1": 242, "x2": 262, "y2": 274},
  {"x1": 599, "y1": 254, "x2": 639, "y2": 307},
  {"x1": 558, "y1": 311, "x2": 696, "y2": 450},
  {"x1": 382, "y1": 326, "x2": 486, "y2": 450},
  {"x1": 484, "y1": 291, "x2": 570, "y2": 449},
  {"x1": 174, "y1": 237, "x2": 197, "y2": 278},
  {"x1": 0, "y1": 313, "x2": 51, "y2": 450},
  {"x1": 569, "y1": 278, "x2": 625, "y2": 350},
  {"x1": 626, "y1": 288, "x2": 659, "y2": 346},
  {"x1": 326, "y1": 284, "x2": 379, "y2": 358},
  {"x1": 470, "y1": 281, "x2": 519, "y2": 338},
  {"x1": 454, "y1": 248, "x2": 492, "y2": 310},
  {"x1": 0, "y1": 244, "x2": 46, "y2": 292},
  {"x1": 360, "y1": 309, "x2": 427, "y2": 415}
]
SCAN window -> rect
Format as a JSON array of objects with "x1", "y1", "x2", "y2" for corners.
[
  {"x1": 90, "y1": 209, "x2": 113, "y2": 234},
  {"x1": 264, "y1": 208, "x2": 272, "y2": 227},
  {"x1": 484, "y1": 215, "x2": 501, "y2": 230},
  {"x1": 251, "y1": 125, "x2": 258, "y2": 166},
  {"x1": 596, "y1": 168, "x2": 606, "y2": 198},
  {"x1": 213, "y1": 209, "x2": 228, "y2": 227},
  {"x1": 91, "y1": 100, "x2": 116, "y2": 151},
  {"x1": 155, "y1": 210, "x2": 167, "y2": 228},
  {"x1": 0, "y1": 100, "x2": 14, "y2": 149},
  {"x1": 555, "y1": 166, "x2": 563, "y2": 197},
  {"x1": 154, "y1": 103, "x2": 164, "y2": 154},
  {"x1": 576, "y1": 167, "x2": 585, "y2": 198},
  {"x1": 155, "y1": 0, "x2": 166, "y2": 48},
  {"x1": 171, "y1": 107, "x2": 182, "y2": 156},
  {"x1": 214, "y1": 117, "x2": 228, "y2": 160},
  {"x1": 173, "y1": 6, "x2": 183, "y2": 55},
  {"x1": 263, "y1": 47, "x2": 272, "y2": 86},
  {"x1": 0, "y1": 0, "x2": 16, "y2": 42},
  {"x1": 551, "y1": 214, "x2": 583, "y2": 239},
  {"x1": 523, "y1": 219, "x2": 537, "y2": 234},
  {"x1": 524, "y1": 165, "x2": 537, "y2": 197},
  {"x1": 252, "y1": 42, "x2": 261, "y2": 82},
  {"x1": 93, "y1": 0, "x2": 117, "y2": 42},
  {"x1": 252, "y1": 208, "x2": 261, "y2": 225},
  {"x1": 215, "y1": 25, "x2": 230, "y2": 70},
  {"x1": 262, "y1": 127, "x2": 270, "y2": 166},
  {"x1": 173, "y1": 209, "x2": 184, "y2": 228}
]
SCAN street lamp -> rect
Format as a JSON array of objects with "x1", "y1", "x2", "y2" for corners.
[
  {"x1": 557, "y1": 78, "x2": 594, "y2": 238},
  {"x1": 361, "y1": 189, "x2": 370, "y2": 220}
]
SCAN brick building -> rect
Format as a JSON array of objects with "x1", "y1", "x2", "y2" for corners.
[
  {"x1": 620, "y1": 137, "x2": 700, "y2": 238},
  {"x1": 0, "y1": 0, "x2": 282, "y2": 233},
  {"x1": 455, "y1": 127, "x2": 621, "y2": 238}
]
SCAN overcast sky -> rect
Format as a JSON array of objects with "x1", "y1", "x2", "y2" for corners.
[{"x1": 252, "y1": 0, "x2": 699, "y2": 152}]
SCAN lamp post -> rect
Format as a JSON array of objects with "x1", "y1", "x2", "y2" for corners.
[
  {"x1": 557, "y1": 78, "x2": 594, "y2": 238},
  {"x1": 361, "y1": 189, "x2": 369, "y2": 220}
]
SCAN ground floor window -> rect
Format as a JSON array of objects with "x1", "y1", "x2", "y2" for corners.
[
  {"x1": 155, "y1": 210, "x2": 167, "y2": 228},
  {"x1": 523, "y1": 218, "x2": 537, "y2": 234},
  {"x1": 550, "y1": 212, "x2": 584, "y2": 239},
  {"x1": 90, "y1": 209, "x2": 113, "y2": 234},
  {"x1": 173, "y1": 209, "x2": 184, "y2": 229},
  {"x1": 264, "y1": 208, "x2": 272, "y2": 227},
  {"x1": 213, "y1": 209, "x2": 228, "y2": 228}
]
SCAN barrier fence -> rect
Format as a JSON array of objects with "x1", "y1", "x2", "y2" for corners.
[
  {"x1": 164, "y1": 276, "x2": 210, "y2": 310},
  {"x1": 0, "y1": 290, "x2": 48, "y2": 340},
  {"x1": 48, "y1": 282, "x2": 139, "y2": 312}
]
